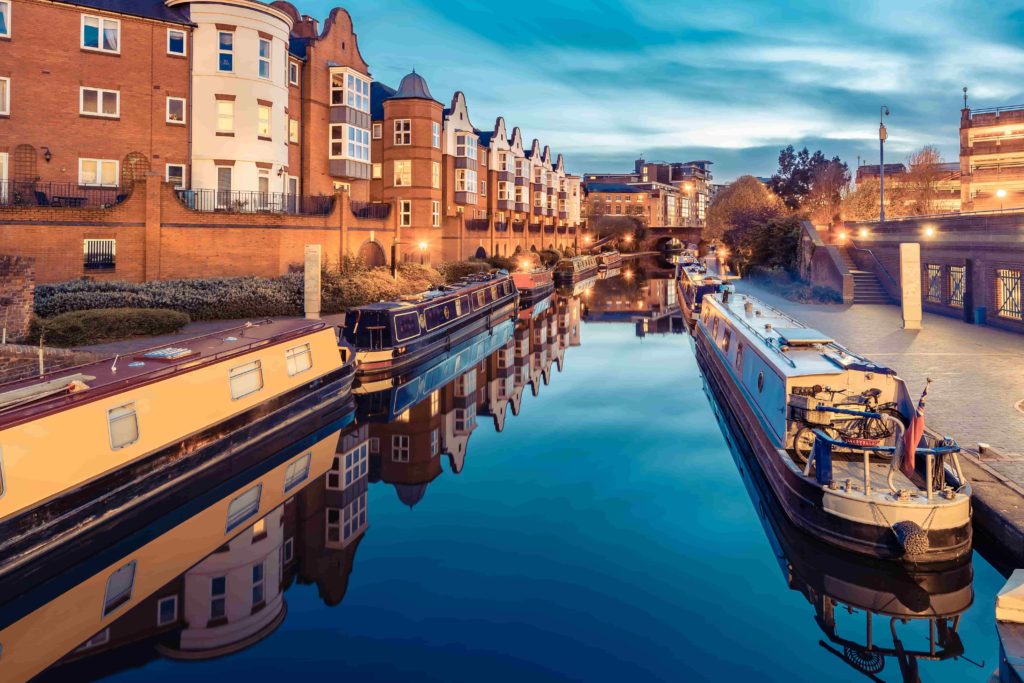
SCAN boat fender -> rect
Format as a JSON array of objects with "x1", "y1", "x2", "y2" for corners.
[{"x1": 893, "y1": 520, "x2": 930, "y2": 557}]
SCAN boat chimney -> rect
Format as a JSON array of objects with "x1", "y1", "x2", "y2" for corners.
[
  {"x1": 765, "y1": 323, "x2": 773, "y2": 333},
  {"x1": 744, "y1": 301, "x2": 753, "y2": 317},
  {"x1": 304, "y1": 244, "x2": 322, "y2": 320}
]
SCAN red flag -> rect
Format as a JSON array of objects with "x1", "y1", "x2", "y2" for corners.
[{"x1": 900, "y1": 379, "x2": 931, "y2": 478}]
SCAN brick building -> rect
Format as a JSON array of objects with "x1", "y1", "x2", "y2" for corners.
[
  {"x1": 0, "y1": 0, "x2": 583, "y2": 283},
  {"x1": 583, "y1": 158, "x2": 712, "y2": 228}
]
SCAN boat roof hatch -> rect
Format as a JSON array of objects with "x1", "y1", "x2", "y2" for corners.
[{"x1": 775, "y1": 328, "x2": 834, "y2": 346}]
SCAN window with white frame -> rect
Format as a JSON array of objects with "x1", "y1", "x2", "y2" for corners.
[
  {"x1": 515, "y1": 159, "x2": 525, "y2": 177},
  {"x1": 534, "y1": 190, "x2": 545, "y2": 208},
  {"x1": 369, "y1": 437, "x2": 380, "y2": 453},
  {"x1": 285, "y1": 343, "x2": 312, "y2": 376},
  {"x1": 218, "y1": 31, "x2": 233, "y2": 72},
  {"x1": 348, "y1": 126, "x2": 370, "y2": 161},
  {"x1": 456, "y1": 169, "x2": 477, "y2": 193},
  {"x1": 167, "y1": 28, "x2": 186, "y2": 56},
  {"x1": 431, "y1": 428, "x2": 439, "y2": 457},
  {"x1": 226, "y1": 484, "x2": 262, "y2": 532},
  {"x1": 328, "y1": 441, "x2": 368, "y2": 490},
  {"x1": 455, "y1": 405, "x2": 476, "y2": 432},
  {"x1": 481, "y1": 180, "x2": 487, "y2": 196},
  {"x1": 229, "y1": 360, "x2": 263, "y2": 400},
  {"x1": 0, "y1": 1, "x2": 9, "y2": 38},
  {"x1": 346, "y1": 73, "x2": 369, "y2": 111},
  {"x1": 216, "y1": 167, "x2": 232, "y2": 201},
  {"x1": 431, "y1": 161, "x2": 440, "y2": 189},
  {"x1": 498, "y1": 181, "x2": 511, "y2": 201},
  {"x1": 166, "y1": 96, "x2": 185, "y2": 124},
  {"x1": 0, "y1": 77, "x2": 9, "y2": 116},
  {"x1": 283, "y1": 537, "x2": 294, "y2": 562},
  {"x1": 391, "y1": 434, "x2": 410, "y2": 462},
  {"x1": 107, "y1": 402, "x2": 138, "y2": 449},
  {"x1": 372, "y1": 163, "x2": 382, "y2": 179},
  {"x1": 372, "y1": 122, "x2": 382, "y2": 139},
  {"x1": 217, "y1": 100, "x2": 234, "y2": 132},
  {"x1": 82, "y1": 15, "x2": 119, "y2": 53},
  {"x1": 394, "y1": 160, "x2": 411, "y2": 187},
  {"x1": 455, "y1": 133, "x2": 476, "y2": 159},
  {"x1": 84, "y1": 237, "x2": 116, "y2": 271},
  {"x1": 210, "y1": 576, "x2": 227, "y2": 620},
  {"x1": 157, "y1": 596, "x2": 178, "y2": 626},
  {"x1": 498, "y1": 153, "x2": 509, "y2": 172},
  {"x1": 515, "y1": 186, "x2": 526, "y2": 204},
  {"x1": 432, "y1": 200, "x2": 440, "y2": 227},
  {"x1": 257, "y1": 104, "x2": 271, "y2": 138},
  {"x1": 79, "y1": 159, "x2": 118, "y2": 186},
  {"x1": 103, "y1": 561, "x2": 136, "y2": 616},
  {"x1": 258, "y1": 38, "x2": 271, "y2": 79},
  {"x1": 326, "y1": 494, "x2": 366, "y2": 545},
  {"x1": 165, "y1": 164, "x2": 184, "y2": 189},
  {"x1": 399, "y1": 200, "x2": 411, "y2": 227},
  {"x1": 432, "y1": 122, "x2": 441, "y2": 148},
  {"x1": 289, "y1": 61, "x2": 299, "y2": 85},
  {"x1": 251, "y1": 562, "x2": 265, "y2": 606},
  {"x1": 394, "y1": 119, "x2": 411, "y2": 145},
  {"x1": 289, "y1": 118, "x2": 299, "y2": 143},
  {"x1": 80, "y1": 87, "x2": 119, "y2": 118}
]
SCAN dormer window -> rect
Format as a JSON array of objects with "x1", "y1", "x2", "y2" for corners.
[{"x1": 455, "y1": 133, "x2": 476, "y2": 160}]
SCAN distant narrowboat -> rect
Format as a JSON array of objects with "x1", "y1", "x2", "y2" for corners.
[
  {"x1": 512, "y1": 267, "x2": 555, "y2": 308},
  {"x1": 596, "y1": 250, "x2": 623, "y2": 273},
  {"x1": 342, "y1": 271, "x2": 518, "y2": 376},
  {"x1": 0, "y1": 319, "x2": 355, "y2": 549},
  {"x1": 676, "y1": 262, "x2": 723, "y2": 327},
  {"x1": 554, "y1": 255, "x2": 599, "y2": 286}
]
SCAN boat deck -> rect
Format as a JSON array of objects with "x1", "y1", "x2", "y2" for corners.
[
  {"x1": 787, "y1": 449, "x2": 920, "y2": 492},
  {"x1": 0, "y1": 319, "x2": 328, "y2": 427}
]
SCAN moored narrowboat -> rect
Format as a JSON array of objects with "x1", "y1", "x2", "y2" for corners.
[
  {"x1": 0, "y1": 319, "x2": 355, "y2": 553},
  {"x1": 512, "y1": 266, "x2": 555, "y2": 308},
  {"x1": 676, "y1": 261, "x2": 723, "y2": 327},
  {"x1": 554, "y1": 255, "x2": 599, "y2": 286},
  {"x1": 341, "y1": 271, "x2": 518, "y2": 376},
  {"x1": 596, "y1": 250, "x2": 622, "y2": 273},
  {"x1": 694, "y1": 288, "x2": 972, "y2": 564}
]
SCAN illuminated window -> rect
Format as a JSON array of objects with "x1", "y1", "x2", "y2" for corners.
[
  {"x1": 431, "y1": 161, "x2": 441, "y2": 189},
  {"x1": 289, "y1": 118, "x2": 299, "y2": 143},
  {"x1": 217, "y1": 100, "x2": 234, "y2": 132},
  {"x1": 432, "y1": 201, "x2": 440, "y2": 227},
  {"x1": 257, "y1": 104, "x2": 271, "y2": 138},
  {"x1": 394, "y1": 160, "x2": 411, "y2": 186}
]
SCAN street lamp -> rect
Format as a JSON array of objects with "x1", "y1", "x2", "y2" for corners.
[
  {"x1": 997, "y1": 188, "x2": 1007, "y2": 212},
  {"x1": 418, "y1": 240, "x2": 428, "y2": 265},
  {"x1": 879, "y1": 105, "x2": 890, "y2": 224}
]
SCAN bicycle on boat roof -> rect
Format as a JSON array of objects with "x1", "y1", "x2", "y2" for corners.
[{"x1": 792, "y1": 386, "x2": 905, "y2": 464}]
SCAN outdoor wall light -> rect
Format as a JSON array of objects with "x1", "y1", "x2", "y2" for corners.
[
  {"x1": 42, "y1": 147, "x2": 52, "y2": 163},
  {"x1": 837, "y1": 231, "x2": 848, "y2": 241}
]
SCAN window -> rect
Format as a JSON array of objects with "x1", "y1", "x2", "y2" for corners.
[
  {"x1": 258, "y1": 104, "x2": 271, "y2": 138},
  {"x1": 948, "y1": 265, "x2": 965, "y2": 308},
  {"x1": 348, "y1": 126, "x2": 370, "y2": 161},
  {"x1": 734, "y1": 342, "x2": 744, "y2": 370},
  {"x1": 372, "y1": 123, "x2": 382, "y2": 139},
  {"x1": 722, "y1": 328, "x2": 731, "y2": 353},
  {"x1": 757, "y1": 371, "x2": 765, "y2": 393},
  {"x1": 431, "y1": 161, "x2": 441, "y2": 189},
  {"x1": 481, "y1": 180, "x2": 487, "y2": 196},
  {"x1": 217, "y1": 100, "x2": 234, "y2": 132},
  {"x1": 345, "y1": 442, "x2": 368, "y2": 487},
  {"x1": 394, "y1": 160, "x2": 411, "y2": 187},
  {"x1": 392, "y1": 434, "x2": 410, "y2": 462},
  {"x1": 289, "y1": 61, "x2": 299, "y2": 85},
  {"x1": 258, "y1": 38, "x2": 271, "y2": 79},
  {"x1": 432, "y1": 200, "x2": 440, "y2": 227},
  {"x1": 996, "y1": 268, "x2": 1022, "y2": 320},
  {"x1": 79, "y1": 159, "x2": 118, "y2": 186},
  {"x1": 455, "y1": 133, "x2": 476, "y2": 159},
  {"x1": 326, "y1": 498, "x2": 365, "y2": 545},
  {"x1": 283, "y1": 537, "x2": 294, "y2": 563},
  {"x1": 0, "y1": 77, "x2": 7, "y2": 116},
  {"x1": 229, "y1": 360, "x2": 263, "y2": 400},
  {"x1": 346, "y1": 73, "x2": 369, "y2": 112},
  {"x1": 431, "y1": 428, "x2": 439, "y2": 457},
  {"x1": 157, "y1": 596, "x2": 178, "y2": 626},
  {"x1": 251, "y1": 562, "x2": 265, "y2": 606},
  {"x1": 82, "y1": 15, "x2": 119, "y2": 53},
  {"x1": 210, "y1": 576, "x2": 226, "y2": 619},
  {"x1": 288, "y1": 118, "x2": 299, "y2": 143},
  {"x1": 285, "y1": 343, "x2": 312, "y2": 375},
  {"x1": 432, "y1": 121, "x2": 441, "y2": 148},
  {"x1": 455, "y1": 405, "x2": 476, "y2": 432},
  {"x1": 218, "y1": 31, "x2": 233, "y2": 72},
  {"x1": 226, "y1": 484, "x2": 262, "y2": 531},
  {"x1": 399, "y1": 200, "x2": 412, "y2": 227},
  {"x1": 394, "y1": 119, "x2": 411, "y2": 145},
  {"x1": 77, "y1": 629, "x2": 110, "y2": 651},
  {"x1": 166, "y1": 96, "x2": 186, "y2": 124},
  {"x1": 498, "y1": 182, "x2": 511, "y2": 201},
  {"x1": 926, "y1": 264, "x2": 943, "y2": 303},
  {"x1": 103, "y1": 561, "x2": 136, "y2": 616},
  {"x1": 80, "y1": 87, "x2": 119, "y2": 118},
  {"x1": 167, "y1": 28, "x2": 186, "y2": 56},
  {"x1": 107, "y1": 403, "x2": 138, "y2": 449},
  {"x1": 283, "y1": 452, "x2": 311, "y2": 493},
  {"x1": 371, "y1": 163, "x2": 382, "y2": 179},
  {"x1": 0, "y1": 1, "x2": 9, "y2": 38},
  {"x1": 456, "y1": 169, "x2": 477, "y2": 193},
  {"x1": 216, "y1": 166, "x2": 232, "y2": 205}
]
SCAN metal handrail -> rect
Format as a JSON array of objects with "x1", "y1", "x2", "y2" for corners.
[
  {"x1": 969, "y1": 104, "x2": 1024, "y2": 115},
  {"x1": 848, "y1": 206, "x2": 1024, "y2": 224}
]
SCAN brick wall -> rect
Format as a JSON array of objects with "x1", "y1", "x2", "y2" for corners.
[
  {"x1": 0, "y1": 255, "x2": 36, "y2": 342},
  {"x1": 0, "y1": 344, "x2": 102, "y2": 384}
]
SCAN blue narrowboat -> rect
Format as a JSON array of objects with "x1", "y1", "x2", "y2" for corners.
[{"x1": 676, "y1": 261, "x2": 722, "y2": 327}]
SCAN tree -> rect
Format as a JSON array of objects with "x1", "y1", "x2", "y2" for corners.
[
  {"x1": 769, "y1": 145, "x2": 848, "y2": 211},
  {"x1": 723, "y1": 215, "x2": 803, "y2": 275},
  {"x1": 805, "y1": 160, "x2": 851, "y2": 226},
  {"x1": 705, "y1": 175, "x2": 785, "y2": 241},
  {"x1": 902, "y1": 146, "x2": 946, "y2": 216},
  {"x1": 840, "y1": 177, "x2": 881, "y2": 222}
]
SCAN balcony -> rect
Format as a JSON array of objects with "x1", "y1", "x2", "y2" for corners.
[
  {"x1": 557, "y1": 226, "x2": 567, "y2": 234},
  {"x1": 968, "y1": 140, "x2": 1024, "y2": 157},
  {"x1": 466, "y1": 219, "x2": 489, "y2": 231},
  {"x1": 455, "y1": 191, "x2": 477, "y2": 205},
  {"x1": 559, "y1": 211, "x2": 568, "y2": 220},
  {"x1": 1, "y1": 181, "x2": 129, "y2": 210},
  {"x1": 544, "y1": 225, "x2": 555, "y2": 234},
  {"x1": 454, "y1": 157, "x2": 478, "y2": 170},
  {"x1": 497, "y1": 170, "x2": 513, "y2": 183},
  {"x1": 495, "y1": 221, "x2": 508, "y2": 232},
  {"x1": 512, "y1": 221, "x2": 525, "y2": 232},
  {"x1": 529, "y1": 223, "x2": 541, "y2": 233},
  {"x1": 970, "y1": 167, "x2": 1024, "y2": 182},
  {"x1": 515, "y1": 176, "x2": 528, "y2": 187},
  {"x1": 497, "y1": 199, "x2": 514, "y2": 211},
  {"x1": 176, "y1": 188, "x2": 335, "y2": 215},
  {"x1": 545, "y1": 207, "x2": 555, "y2": 217},
  {"x1": 350, "y1": 201, "x2": 391, "y2": 220},
  {"x1": 546, "y1": 186, "x2": 556, "y2": 196},
  {"x1": 515, "y1": 202, "x2": 528, "y2": 213}
]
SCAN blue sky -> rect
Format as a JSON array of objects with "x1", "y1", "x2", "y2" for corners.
[{"x1": 306, "y1": 0, "x2": 1024, "y2": 182}]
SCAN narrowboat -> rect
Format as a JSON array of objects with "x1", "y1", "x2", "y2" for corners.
[
  {"x1": 676, "y1": 261, "x2": 723, "y2": 327},
  {"x1": 596, "y1": 250, "x2": 622, "y2": 273},
  {"x1": 341, "y1": 271, "x2": 518, "y2": 377},
  {"x1": 512, "y1": 266, "x2": 555, "y2": 309},
  {"x1": 694, "y1": 288, "x2": 972, "y2": 564},
  {"x1": 0, "y1": 319, "x2": 355, "y2": 556},
  {"x1": 553, "y1": 254, "x2": 599, "y2": 286},
  {"x1": 997, "y1": 571, "x2": 1024, "y2": 683}
]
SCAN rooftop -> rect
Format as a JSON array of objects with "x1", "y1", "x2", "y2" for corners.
[{"x1": 56, "y1": 0, "x2": 192, "y2": 25}]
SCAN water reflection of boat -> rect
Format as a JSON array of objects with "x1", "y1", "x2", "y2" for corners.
[
  {"x1": 704, "y1": 381, "x2": 975, "y2": 682},
  {"x1": 554, "y1": 254, "x2": 599, "y2": 287},
  {"x1": 556, "y1": 274, "x2": 598, "y2": 298}
]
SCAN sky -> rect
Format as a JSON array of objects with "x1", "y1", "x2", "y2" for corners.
[{"x1": 305, "y1": 0, "x2": 1024, "y2": 183}]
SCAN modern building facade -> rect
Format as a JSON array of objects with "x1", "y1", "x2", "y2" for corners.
[
  {"x1": 583, "y1": 158, "x2": 712, "y2": 229},
  {"x1": 959, "y1": 103, "x2": 1024, "y2": 212}
]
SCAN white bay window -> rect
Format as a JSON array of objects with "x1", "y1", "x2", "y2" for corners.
[{"x1": 456, "y1": 169, "x2": 477, "y2": 193}]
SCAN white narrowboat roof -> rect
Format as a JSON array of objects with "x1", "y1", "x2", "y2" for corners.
[{"x1": 704, "y1": 292, "x2": 893, "y2": 379}]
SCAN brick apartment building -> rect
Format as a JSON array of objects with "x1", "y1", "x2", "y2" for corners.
[
  {"x1": 582, "y1": 158, "x2": 712, "y2": 229},
  {"x1": 0, "y1": 0, "x2": 583, "y2": 283}
]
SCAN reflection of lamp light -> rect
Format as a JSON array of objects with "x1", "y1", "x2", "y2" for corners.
[
  {"x1": 584, "y1": 235, "x2": 592, "y2": 244},
  {"x1": 923, "y1": 226, "x2": 935, "y2": 238},
  {"x1": 623, "y1": 234, "x2": 633, "y2": 244},
  {"x1": 997, "y1": 188, "x2": 1007, "y2": 212},
  {"x1": 519, "y1": 259, "x2": 530, "y2": 271},
  {"x1": 858, "y1": 227, "x2": 869, "y2": 238},
  {"x1": 623, "y1": 269, "x2": 634, "y2": 280},
  {"x1": 837, "y1": 231, "x2": 847, "y2": 241}
]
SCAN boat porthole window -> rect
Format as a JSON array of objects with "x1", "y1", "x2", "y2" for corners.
[
  {"x1": 108, "y1": 403, "x2": 140, "y2": 450},
  {"x1": 757, "y1": 372, "x2": 765, "y2": 393}
]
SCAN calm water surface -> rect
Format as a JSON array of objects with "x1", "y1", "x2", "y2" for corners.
[{"x1": 15, "y1": 294, "x2": 1006, "y2": 682}]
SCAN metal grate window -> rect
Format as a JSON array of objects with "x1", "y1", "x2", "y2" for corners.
[
  {"x1": 948, "y1": 265, "x2": 965, "y2": 308},
  {"x1": 996, "y1": 268, "x2": 1023, "y2": 320},
  {"x1": 84, "y1": 239, "x2": 116, "y2": 271},
  {"x1": 925, "y1": 264, "x2": 943, "y2": 303}
]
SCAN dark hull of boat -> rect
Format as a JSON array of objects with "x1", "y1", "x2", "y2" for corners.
[
  {"x1": 694, "y1": 322, "x2": 972, "y2": 566},
  {"x1": 554, "y1": 265, "x2": 599, "y2": 286},
  {"x1": 357, "y1": 299, "x2": 518, "y2": 378},
  {"x1": 519, "y1": 282, "x2": 555, "y2": 309},
  {"x1": 676, "y1": 279, "x2": 697, "y2": 328},
  {"x1": 0, "y1": 362, "x2": 356, "y2": 579}
]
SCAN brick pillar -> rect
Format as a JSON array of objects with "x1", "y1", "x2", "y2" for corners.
[
  {"x1": 143, "y1": 172, "x2": 163, "y2": 281},
  {"x1": 337, "y1": 191, "x2": 348, "y2": 265}
]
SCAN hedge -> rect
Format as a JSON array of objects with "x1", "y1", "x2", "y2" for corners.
[{"x1": 29, "y1": 308, "x2": 191, "y2": 347}]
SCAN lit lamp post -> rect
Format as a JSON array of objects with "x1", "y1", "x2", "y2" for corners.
[
  {"x1": 997, "y1": 188, "x2": 1007, "y2": 212},
  {"x1": 418, "y1": 240, "x2": 428, "y2": 265},
  {"x1": 879, "y1": 105, "x2": 890, "y2": 224}
]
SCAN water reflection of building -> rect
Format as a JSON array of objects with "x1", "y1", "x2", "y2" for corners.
[{"x1": 584, "y1": 273, "x2": 679, "y2": 337}]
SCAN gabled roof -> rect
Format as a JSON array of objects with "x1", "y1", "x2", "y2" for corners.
[
  {"x1": 371, "y1": 81, "x2": 397, "y2": 121},
  {"x1": 56, "y1": 0, "x2": 192, "y2": 25}
]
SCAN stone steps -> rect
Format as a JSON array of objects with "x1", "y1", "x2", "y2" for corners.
[{"x1": 839, "y1": 247, "x2": 894, "y2": 304}]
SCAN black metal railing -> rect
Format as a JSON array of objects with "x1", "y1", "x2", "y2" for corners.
[
  {"x1": 512, "y1": 221, "x2": 525, "y2": 232},
  {"x1": 176, "y1": 188, "x2": 335, "y2": 216},
  {"x1": 84, "y1": 240, "x2": 116, "y2": 271},
  {"x1": 466, "y1": 219, "x2": 489, "y2": 231},
  {"x1": 0, "y1": 181, "x2": 128, "y2": 210},
  {"x1": 495, "y1": 222, "x2": 508, "y2": 232},
  {"x1": 529, "y1": 223, "x2": 541, "y2": 232},
  {"x1": 544, "y1": 225, "x2": 555, "y2": 233},
  {"x1": 350, "y1": 201, "x2": 391, "y2": 220}
]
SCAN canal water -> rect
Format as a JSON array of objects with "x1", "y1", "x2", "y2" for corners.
[{"x1": 4, "y1": 284, "x2": 1007, "y2": 682}]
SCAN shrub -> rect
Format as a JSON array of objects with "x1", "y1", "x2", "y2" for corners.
[
  {"x1": 538, "y1": 248, "x2": 562, "y2": 267},
  {"x1": 747, "y1": 266, "x2": 841, "y2": 304},
  {"x1": 436, "y1": 260, "x2": 491, "y2": 283},
  {"x1": 485, "y1": 256, "x2": 517, "y2": 272},
  {"x1": 29, "y1": 308, "x2": 190, "y2": 347}
]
